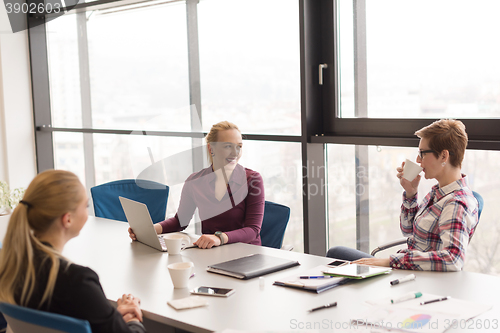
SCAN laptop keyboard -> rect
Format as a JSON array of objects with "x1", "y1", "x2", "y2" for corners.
[{"x1": 158, "y1": 236, "x2": 167, "y2": 250}]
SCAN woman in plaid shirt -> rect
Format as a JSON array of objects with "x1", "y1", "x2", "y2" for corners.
[{"x1": 327, "y1": 119, "x2": 479, "y2": 271}]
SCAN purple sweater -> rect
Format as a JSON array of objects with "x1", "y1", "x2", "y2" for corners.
[{"x1": 158, "y1": 164, "x2": 265, "y2": 245}]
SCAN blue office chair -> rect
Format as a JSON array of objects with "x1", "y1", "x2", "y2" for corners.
[
  {"x1": 370, "y1": 191, "x2": 484, "y2": 256},
  {"x1": 260, "y1": 201, "x2": 291, "y2": 249},
  {"x1": 91, "y1": 179, "x2": 169, "y2": 223},
  {"x1": 0, "y1": 302, "x2": 91, "y2": 333}
]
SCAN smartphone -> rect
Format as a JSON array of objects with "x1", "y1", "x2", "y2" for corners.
[
  {"x1": 327, "y1": 260, "x2": 349, "y2": 267},
  {"x1": 190, "y1": 286, "x2": 235, "y2": 297}
]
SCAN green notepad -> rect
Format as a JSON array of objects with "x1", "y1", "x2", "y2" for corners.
[{"x1": 322, "y1": 264, "x2": 391, "y2": 279}]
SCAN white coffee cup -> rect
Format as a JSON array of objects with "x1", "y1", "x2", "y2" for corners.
[
  {"x1": 163, "y1": 234, "x2": 190, "y2": 255},
  {"x1": 403, "y1": 158, "x2": 423, "y2": 181},
  {"x1": 167, "y1": 262, "x2": 194, "y2": 289}
]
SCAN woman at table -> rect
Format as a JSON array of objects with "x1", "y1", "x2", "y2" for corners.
[
  {"x1": 128, "y1": 121, "x2": 265, "y2": 248},
  {"x1": 327, "y1": 119, "x2": 479, "y2": 271},
  {"x1": 0, "y1": 170, "x2": 147, "y2": 333}
]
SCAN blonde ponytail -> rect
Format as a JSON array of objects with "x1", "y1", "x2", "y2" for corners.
[{"x1": 0, "y1": 170, "x2": 84, "y2": 308}]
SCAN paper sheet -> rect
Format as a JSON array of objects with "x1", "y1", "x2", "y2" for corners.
[{"x1": 357, "y1": 293, "x2": 493, "y2": 333}]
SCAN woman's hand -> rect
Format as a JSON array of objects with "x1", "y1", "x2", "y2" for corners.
[
  {"x1": 397, "y1": 161, "x2": 420, "y2": 198},
  {"x1": 193, "y1": 234, "x2": 221, "y2": 249},
  {"x1": 128, "y1": 228, "x2": 137, "y2": 241},
  {"x1": 117, "y1": 294, "x2": 143, "y2": 323},
  {"x1": 352, "y1": 258, "x2": 390, "y2": 267}
]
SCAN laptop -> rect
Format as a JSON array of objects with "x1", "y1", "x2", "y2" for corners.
[{"x1": 119, "y1": 196, "x2": 169, "y2": 252}]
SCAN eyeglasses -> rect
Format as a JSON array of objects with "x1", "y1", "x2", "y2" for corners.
[
  {"x1": 418, "y1": 149, "x2": 454, "y2": 159},
  {"x1": 418, "y1": 149, "x2": 437, "y2": 159}
]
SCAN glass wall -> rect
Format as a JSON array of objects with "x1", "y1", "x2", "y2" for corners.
[
  {"x1": 44, "y1": 0, "x2": 304, "y2": 251},
  {"x1": 34, "y1": 0, "x2": 500, "y2": 268}
]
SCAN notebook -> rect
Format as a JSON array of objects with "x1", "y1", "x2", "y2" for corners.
[
  {"x1": 273, "y1": 265, "x2": 350, "y2": 293},
  {"x1": 322, "y1": 263, "x2": 391, "y2": 279},
  {"x1": 207, "y1": 254, "x2": 300, "y2": 279}
]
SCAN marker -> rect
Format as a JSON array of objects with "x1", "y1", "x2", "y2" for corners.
[
  {"x1": 390, "y1": 274, "x2": 416, "y2": 286},
  {"x1": 391, "y1": 292, "x2": 422, "y2": 304},
  {"x1": 300, "y1": 275, "x2": 334, "y2": 279},
  {"x1": 308, "y1": 302, "x2": 337, "y2": 312},
  {"x1": 420, "y1": 296, "x2": 450, "y2": 305}
]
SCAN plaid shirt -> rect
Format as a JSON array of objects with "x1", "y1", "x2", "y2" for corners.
[{"x1": 390, "y1": 176, "x2": 479, "y2": 271}]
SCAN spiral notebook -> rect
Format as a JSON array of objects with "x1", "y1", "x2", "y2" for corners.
[{"x1": 207, "y1": 254, "x2": 300, "y2": 280}]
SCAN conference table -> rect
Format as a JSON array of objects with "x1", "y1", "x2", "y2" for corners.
[{"x1": 1, "y1": 215, "x2": 500, "y2": 332}]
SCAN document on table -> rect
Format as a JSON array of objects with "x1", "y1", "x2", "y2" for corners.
[
  {"x1": 273, "y1": 265, "x2": 350, "y2": 293},
  {"x1": 354, "y1": 293, "x2": 492, "y2": 333}
]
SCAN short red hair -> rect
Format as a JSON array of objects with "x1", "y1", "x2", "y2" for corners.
[{"x1": 415, "y1": 119, "x2": 467, "y2": 168}]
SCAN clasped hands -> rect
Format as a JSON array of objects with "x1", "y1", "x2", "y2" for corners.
[{"x1": 117, "y1": 294, "x2": 142, "y2": 323}]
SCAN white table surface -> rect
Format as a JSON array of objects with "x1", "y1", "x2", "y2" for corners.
[{"x1": 1, "y1": 215, "x2": 500, "y2": 332}]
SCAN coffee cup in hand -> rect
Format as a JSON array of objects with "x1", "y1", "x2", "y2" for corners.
[{"x1": 403, "y1": 158, "x2": 423, "y2": 181}]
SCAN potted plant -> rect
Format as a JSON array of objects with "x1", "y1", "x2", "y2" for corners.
[{"x1": 0, "y1": 181, "x2": 25, "y2": 215}]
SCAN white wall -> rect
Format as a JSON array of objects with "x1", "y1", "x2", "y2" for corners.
[{"x1": 0, "y1": 7, "x2": 37, "y2": 189}]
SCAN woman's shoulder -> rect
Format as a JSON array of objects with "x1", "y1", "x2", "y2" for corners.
[
  {"x1": 185, "y1": 166, "x2": 213, "y2": 181},
  {"x1": 241, "y1": 166, "x2": 262, "y2": 180},
  {"x1": 59, "y1": 260, "x2": 99, "y2": 283},
  {"x1": 444, "y1": 185, "x2": 477, "y2": 211}
]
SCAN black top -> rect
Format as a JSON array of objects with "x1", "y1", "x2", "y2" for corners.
[{"x1": 17, "y1": 249, "x2": 146, "y2": 333}]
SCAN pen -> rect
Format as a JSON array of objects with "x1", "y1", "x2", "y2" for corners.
[
  {"x1": 390, "y1": 274, "x2": 416, "y2": 286},
  {"x1": 420, "y1": 296, "x2": 450, "y2": 305},
  {"x1": 300, "y1": 275, "x2": 334, "y2": 279},
  {"x1": 391, "y1": 292, "x2": 422, "y2": 304},
  {"x1": 189, "y1": 273, "x2": 195, "y2": 279},
  {"x1": 308, "y1": 302, "x2": 337, "y2": 312}
]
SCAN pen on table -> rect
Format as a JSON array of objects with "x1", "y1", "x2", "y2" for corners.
[
  {"x1": 189, "y1": 273, "x2": 195, "y2": 279},
  {"x1": 391, "y1": 292, "x2": 422, "y2": 304},
  {"x1": 300, "y1": 275, "x2": 334, "y2": 279},
  {"x1": 390, "y1": 274, "x2": 416, "y2": 286},
  {"x1": 420, "y1": 296, "x2": 450, "y2": 305},
  {"x1": 308, "y1": 302, "x2": 337, "y2": 312}
]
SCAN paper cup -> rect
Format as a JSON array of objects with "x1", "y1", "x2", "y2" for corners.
[
  {"x1": 164, "y1": 234, "x2": 189, "y2": 255},
  {"x1": 168, "y1": 262, "x2": 194, "y2": 289},
  {"x1": 403, "y1": 158, "x2": 423, "y2": 181}
]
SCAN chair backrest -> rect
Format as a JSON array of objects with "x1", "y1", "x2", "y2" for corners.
[
  {"x1": 472, "y1": 191, "x2": 484, "y2": 221},
  {"x1": 91, "y1": 179, "x2": 169, "y2": 223},
  {"x1": 260, "y1": 201, "x2": 290, "y2": 249},
  {"x1": 0, "y1": 303, "x2": 91, "y2": 333}
]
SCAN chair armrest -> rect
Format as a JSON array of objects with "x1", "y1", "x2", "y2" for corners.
[{"x1": 370, "y1": 237, "x2": 408, "y2": 256}]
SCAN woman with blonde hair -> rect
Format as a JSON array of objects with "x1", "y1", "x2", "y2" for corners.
[
  {"x1": 327, "y1": 119, "x2": 479, "y2": 271},
  {"x1": 129, "y1": 120, "x2": 265, "y2": 248},
  {"x1": 0, "y1": 170, "x2": 146, "y2": 332}
]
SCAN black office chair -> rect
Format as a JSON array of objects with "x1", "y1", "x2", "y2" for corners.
[
  {"x1": 371, "y1": 191, "x2": 484, "y2": 256},
  {"x1": 260, "y1": 201, "x2": 291, "y2": 250},
  {"x1": 91, "y1": 179, "x2": 169, "y2": 223}
]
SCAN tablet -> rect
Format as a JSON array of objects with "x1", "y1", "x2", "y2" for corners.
[{"x1": 322, "y1": 264, "x2": 391, "y2": 279}]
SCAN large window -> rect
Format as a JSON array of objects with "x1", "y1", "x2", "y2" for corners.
[
  {"x1": 338, "y1": 0, "x2": 500, "y2": 119},
  {"x1": 41, "y1": 0, "x2": 303, "y2": 251},
  {"x1": 198, "y1": 0, "x2": 301, "y2": 134},
  {"x1": 30, "y1": 0, "x2": 500, "y2": 269}
]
